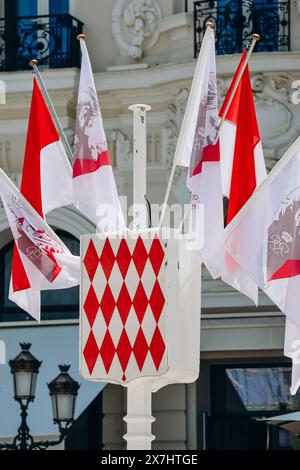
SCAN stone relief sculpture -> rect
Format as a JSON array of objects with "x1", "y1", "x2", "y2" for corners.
[
  {"x1": 124, "y1": 0, "x2": 159, "y2": 59},
  {"x1": 163, "y1": 89, "x2": 190, "y2": 203},
  {"x1": 112, "y1": 0, "x2": 161, "y2": 60},
  {"x1": 111, "y1": 130, "x2": 132, "y2": 169},
  {"x1": 163, "y1": 89, "x2": 189, "y2": 168}
]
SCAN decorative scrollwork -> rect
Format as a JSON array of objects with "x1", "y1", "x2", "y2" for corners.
[
  {"x1": 194, "y1": 0, "x2": 290, "y2": 57},
  {"x1": 17, "y1": 21, "x2": 57, "y2": 61}
]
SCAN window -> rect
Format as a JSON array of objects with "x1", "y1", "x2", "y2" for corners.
[
  {"x1": 204, "y1": 364, "x2": 300, "y2": 450},
  {"x1": 6, "y1": 0, "x2": 38, "y2": 17},
  {"x1": 194, "y1": 0, "x2": 290, "y2": 57},
  {"x1": 5, "y1": 1, "x2": 69, "y2": 16},
  {"x1": 226, "y1": 367, "x2": 293, "y2": 412},
  {"x1": 0, "y1": 230, "x2": 79, "y2": 322},
  {"x1": 49, "y1": 0, "x2": 69, "y2": 15},
  {"x1": 3, "y1": 0, "x2": 78, "y2": 71}
]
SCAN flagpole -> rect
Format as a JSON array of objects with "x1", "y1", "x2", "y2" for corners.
[
  {"x1": 124, "y1": 104, "x2": 155, "y2": 450},
  {"x1": 218, "y1": 33, "x2": 260, "y2": 133},
  {"x1": 29, "y1": 59, "x2": 74, "y2": 167}
]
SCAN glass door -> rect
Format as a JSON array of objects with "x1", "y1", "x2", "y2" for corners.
[
  {"x1": 49, "y1": 0, "x2": 69, "y2": 14},
  {"x1": 49, "y1": 0, "x2": 69, "y2": 67},
  {"x1": 15, "y1": 0, "x2": 37, "y2": 16}
]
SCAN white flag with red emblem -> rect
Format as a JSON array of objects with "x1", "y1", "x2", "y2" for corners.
[
  {"x1": 73, "y1": 40, "x2": 125, "y2": 232},
  {"x1": 224, "y1": 137, "x2": 300, "y2": 393},
  {"x1": 0, "y1": 169, "x2": 79, "y2": 321},
  {"x1": 219, "y1": 50, "x2": 267, "y2": 302},
  {"x1": 176, "y1": 26, "x2": 224, "y2": 278},
  {"x1": 10, "y1": 78, "x2": 73, "y2": 318}
]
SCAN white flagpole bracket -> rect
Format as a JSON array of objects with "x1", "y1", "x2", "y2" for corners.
[
  {"x1": 29, "y1": 59, "x2": 74, "y2": 167},
  {"x1": 124, "y1": 103, "x2": 155, "y2": 450}
]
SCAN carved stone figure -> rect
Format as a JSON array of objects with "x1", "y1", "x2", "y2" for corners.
[{"x1": 112, "y1": 0, "x2": 161, "y2": 60}]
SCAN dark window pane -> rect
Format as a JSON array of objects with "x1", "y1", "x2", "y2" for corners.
[
  {"x1": 0, "y1": 229, "x2": 79, "y2": 322},
  {"x1": 226, "y1": 367, "x2": 293, "y2": 412},
  {"x1": 15, "y1": 0, "x2": 37, "y2": 16},
  {"x1": 50, "y1": 0, "x2": 69, "y2": 14}
]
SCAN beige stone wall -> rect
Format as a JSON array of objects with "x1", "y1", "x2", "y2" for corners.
[{"x1": 69, "y1": 1, "x2": 193, "y2": 71}]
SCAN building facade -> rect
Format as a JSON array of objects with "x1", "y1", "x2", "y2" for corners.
[{"x1": 0, "y1": 0, "x2": 299, "y2": 450}]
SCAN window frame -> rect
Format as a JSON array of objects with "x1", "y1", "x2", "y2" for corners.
[{"x1": 0, "y1": 229, "x2": 79, "y2": 323}]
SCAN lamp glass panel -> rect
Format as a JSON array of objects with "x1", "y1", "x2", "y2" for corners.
[
  {"x1": 51, "y1": 395, "x2": 58, "y2": 421},
  {"x1": 14, "y1": 371, "x2": 36, "y2": 398},
  {"x1": 52, "y1": 394, "x2": 75, "y2": 422}
]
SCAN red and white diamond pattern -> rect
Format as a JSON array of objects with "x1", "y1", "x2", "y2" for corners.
[{"x1": 80, "y1": 234, "x2": 168, "y2": 384}]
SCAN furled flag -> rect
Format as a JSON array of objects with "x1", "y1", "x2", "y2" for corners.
[
  {"x1": 10, "y1": 78, "x2": 73, "y2": 317},
  {"x1": 175, "y1": 25, "x2": 224, "y2": 278},
  {"x1": 0, "y1": 169, "x2": 79, "y2": 321},
  {"x1": 219, "y1": 50, "x2": 267, "y2": 301},
  {"x1": 224, "y1": 137, "x2": 300, "y2": 394},
  {"x1": 73, "y1": 39, "x2": 125, "y2": 232}
]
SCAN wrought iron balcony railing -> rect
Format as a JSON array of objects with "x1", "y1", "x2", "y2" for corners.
[
  {"x1": 0, "y1": 14, "x2": 84, "y2": 72},
  {"x1": 194, "y1": 0, "x2": 290, "y2": 57}
]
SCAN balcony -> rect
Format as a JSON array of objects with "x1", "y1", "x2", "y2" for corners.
[
  {"x1": 194, "y1": 0, "x2": 290, "y2": 57},
  {"x1": 0, "y1": 14, "x2": 84, "y2": 72}
]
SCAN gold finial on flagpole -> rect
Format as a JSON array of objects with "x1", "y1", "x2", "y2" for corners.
[
  {"x1": 205, "y1": 21, "x2": 214, "y2": 30},
  {"x1": 252, "y1": 33, "x2": 261, "y2": 42},
  {"x1": 29, "y1": 59, "x2": 38, "y2": 68},
  {"x1": 77, "y1": 33, "x2": 86, "y2": 41}
]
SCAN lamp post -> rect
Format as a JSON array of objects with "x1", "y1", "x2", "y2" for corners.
[{"x1": 0, "y1": 343, "x2": 80, "y2": 451}]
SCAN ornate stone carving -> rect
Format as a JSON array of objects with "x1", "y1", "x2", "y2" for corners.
[
  {"x1": 162, "y1": 89, "x2": 190, "y2": 203},
  {"x1": 163, "y1": 89, "x2": 189, "y2": 168},
  {"x1": 9, "y1": 173, "x2": 22, "y2": 188},
  {"x1": 110, "y1": 130, "x2": 132, "y2": 169},
  {"x1": 217, "y1": 71, "x2": 300, "y2": 170},
  {"x1": 217, "y1": 77, "x2": 228, "y2": 99},
  {"x1": 0, "y1": 141, "x2": 11, "y2": 173},
  {"x1": 112, "y1": 0, "x2": 161, "y2": 60},
  {"x1": 255, "y1": 96, "x2": 292, "y2": 140},
  {"x1": 252, "y1": 74, "x2": 265, "y2": 93}
]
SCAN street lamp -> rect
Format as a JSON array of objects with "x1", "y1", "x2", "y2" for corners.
[
  {"x1": 0, "y1": 343, "x2": 80, "y2": 451},
  {"x1": 48, "y1": 365, "x2": 80, "y2": 432},
  {"x1": 9, "y1": 343, "x2": 41, "y2": 404}
]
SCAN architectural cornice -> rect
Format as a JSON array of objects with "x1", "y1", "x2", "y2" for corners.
[{"x1": 1, "y1": 52, "x2": 299, "y2": 96}]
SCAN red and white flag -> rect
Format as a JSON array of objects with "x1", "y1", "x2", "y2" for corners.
[
  {"x1": 176, "y1": 26, "x2": 224, "y2": 278},
  {"x1": 224, "y1": 137, "x2": 300, "y2": 393},
  {"x1": 73, "y1": 40, "x2": 125, "y2": 232},
  {"x1": 1, "y1": 169, "x2": 79, "y2": 321},
  {"x1": 10, "y1": 78, "x2": 73, "y2": 318},
  {"x1": 219, "y1": 50, "x2": 266, "y2": 300}
]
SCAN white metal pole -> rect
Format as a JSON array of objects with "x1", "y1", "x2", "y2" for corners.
[
  {"x1": 124, "y1": 104, "x2": 155, "y2": 450},
  {"x1": 123, "y1": 381, "x2": 155, "y2": 450},
  {"x1": 129, "y1": 103, "x2": 151, "y2": 229}
]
